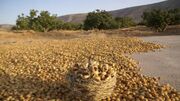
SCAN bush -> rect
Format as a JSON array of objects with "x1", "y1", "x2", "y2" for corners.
[
  {"x1": 142, "y1": 9, "x2": 170, "y2": 32},
  {"x1": 142, "y1": 9, "x2": 180, "y2": 32},
  {"x1": 168, "y1": 9, "x2": 180, "y2": 25},
  {"x1": 16, "y1": 13, "x2": 30, "y2": 30},
  {"x1": 62, "y1": 22, "x2": 82, "y2": 30},
  {"x1": 115, "y1": 17, "x2": 136, "y2": 28},
  {"x1": 15, "y1": 10, "x2": 83, "y2": 32},
  {"x1": 15, "y1": 10, "x2": 63, "y2": 32},
  {"x1": 83, "y1": 10, "x2": 118, "y2": 30}
]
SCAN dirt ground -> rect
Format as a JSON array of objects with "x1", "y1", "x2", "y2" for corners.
[{"x1": 133, "y1": 35, "x2": 180, "y2": 91}]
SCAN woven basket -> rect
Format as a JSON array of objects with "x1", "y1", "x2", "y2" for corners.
[{"x1": 66, "y1": 61, "x2": 117, "y2": 101}]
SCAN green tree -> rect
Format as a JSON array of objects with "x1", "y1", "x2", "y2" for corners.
[
  {"x1": 28, "y1": 9, "x2": 38, "y2": 29},
  {"x1": 142, "y1": 9, "x2": 170, "y2": 32},
  {"x1": 36, "y1": 11, "x2": 56, "y2": 32},
  {"x1": 168, "y1": 8, "x2": 180, "y2": 25},
  {"x1": 15, "y1": 10, "x2": 64, "y2": 32},
  {"x1": 16, "y1": 13, "x2": 30, "y2": 30},
  {"x1": 115, "y1": 17, "x2": 135, "y2": 28},
  {"x1": 83, "y1": 10, "x2": 118, "y2": 30},
  {"x1": 62, "y1": 22, "x2": 83, "y2": 30}
]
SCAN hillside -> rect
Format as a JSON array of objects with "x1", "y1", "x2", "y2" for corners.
[
  {"x1": 59, "y1": 0, "x2": 180, "y2": 23},
  {"x1": 0, "y1": 24, "x2": 14, "y2": 30}
]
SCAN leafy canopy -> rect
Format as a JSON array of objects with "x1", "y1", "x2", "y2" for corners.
[
  {"x1": 142, "y1": 9, "x2": 180, "y2": 32},
  {"x1": 83, "y1": 10, "x2": 118, "y2": 30},
  {"x1": 115, "y1": 17, "x2": 136, "y2": 28},
  {"x1": 15, "y1": 9, "x2": 81, "y2": 32}
]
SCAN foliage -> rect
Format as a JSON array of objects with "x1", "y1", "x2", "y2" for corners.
[
  {"x1": 15, "y1": 9, "x2": 82, "y2": 32},
  {"x1": 142, "y1": 9, "x2": 180, "y2": 32},
  {"x1": 83, "y1": 10, "x2": 118, "y2": 30},
  {"x1": 62, "y1": 22, "x2": 83, "y2": 30},
  {"x1": 15, "y1": 9, "x2": 180, "y2": 32},
  {"x1": 115, "y1": 17, "x2": 136, "y2": 28},
  {"x1": 16, "y1": 13, "x2": 30, "y2": 30},
  {"x1": 168, "y1": 8, "x2": 180, "y2": 25},
  {"x1": 142, "y1": 9, "x2": 169, "y2": 32}
]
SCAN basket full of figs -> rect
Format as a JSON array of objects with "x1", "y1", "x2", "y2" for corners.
[{"x1": 66, "y1": 59, "x2": 117, "y2": 101}]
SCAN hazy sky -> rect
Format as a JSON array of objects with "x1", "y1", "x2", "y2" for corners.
[{"x1": 0, "y1": 0, "x2": 165, "y2": 24}]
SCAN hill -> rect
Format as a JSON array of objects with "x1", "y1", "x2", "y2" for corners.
[
  {"x1": 0, "y1": 24, "x2": 14, "y2": 30},
  {"x1": 59, "y1": 0, "x2": 180, "y2": 23}
]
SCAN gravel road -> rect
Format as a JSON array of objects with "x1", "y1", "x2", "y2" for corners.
[{"x1": 133, "y1": 35, "x2": 180, "y2": 91}]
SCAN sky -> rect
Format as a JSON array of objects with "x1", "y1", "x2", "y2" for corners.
[{"x1": 0, "y1": 0, "x2": 166, "y2": 24}]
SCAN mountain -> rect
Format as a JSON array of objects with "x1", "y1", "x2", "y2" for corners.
[
  {"x1": 0, "y1": 24, "x2": 14, "y2": 30},
  {"x1": 59, "y1": 0, "x2": 180, "y2": 23},
  {"x1": 60, "y1": 13, "x2": 88, "y2": 23}
]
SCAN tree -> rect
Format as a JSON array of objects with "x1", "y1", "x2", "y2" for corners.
[
  {"x1": 28, "y1": 9, "x2": 38, "y2": 29},
  {"x1": 83, "y1": 10, "x2": 118, "y2": 30},
  {"x1": 36, "y1": 11, "x2": 56, "y2": 32},
  {"x1": 115, "y1": 17, "x2": 135, "y2": 28},
  {"x1": 15, "y1": 9, "x2": 83, "y2": 32},
  {"x1": 16, "y1": 13, "x2": 30, "y2": 30},
  {"x1": 142, "y1": 9, "x2": 180, "y2": 32},
  {"x1": 168, "y1": 8, "x2": 180, "y2": 25},
  {"x1": 142, "y1": 9, "x2": 169, "y2": 32},
  {"x1": 15, "y1": 10, "x2": 64, "y2": 32}
]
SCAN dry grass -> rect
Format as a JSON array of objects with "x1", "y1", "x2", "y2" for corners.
[{"x1": 0, "y1": 25, "x2": 179, "y2": 41}]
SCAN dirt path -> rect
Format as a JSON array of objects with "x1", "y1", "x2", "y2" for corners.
[{"x1": 133, "y1": 35, "x2": 180, "y2": 91}]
